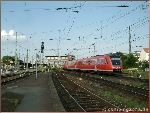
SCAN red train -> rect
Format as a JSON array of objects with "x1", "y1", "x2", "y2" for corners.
[{"x1": 63, "y1": 53, "x2": 122, "y2": 73}]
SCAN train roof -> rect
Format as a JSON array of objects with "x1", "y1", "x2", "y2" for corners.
[
  {"x1": 92, "y1": 53, "x2": 120, "y2": 57},
  {"x1": 69, "y1": 53, "x2": 121, "y2": 62}
]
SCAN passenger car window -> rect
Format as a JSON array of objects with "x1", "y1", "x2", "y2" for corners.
[
  {"x1": 98, "y1": 60, "x2": 101, "y2": 64},
  {"x1": 98, "y1": 59, "x2": 107, "y2": 64},
  {"x1": 105, "y1": 59, "x2": 108, "y2": 64}
]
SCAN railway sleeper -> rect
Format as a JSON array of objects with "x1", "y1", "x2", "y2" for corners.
[
  {"x1": 76, "y1": 73, "x2": 149, "y2": 99},
  {"x1": 78, "y1": 103, "x2": 103, "y2": 108},
  {"x1": 84, "y1": 107, "x2": 104, "y2": 111},
  {"x1": 77, "y1": 100, "x2": 102, "y2": 104},
  {"x1": 53, "y1": 73, "x2": 124, "y2": 112}
]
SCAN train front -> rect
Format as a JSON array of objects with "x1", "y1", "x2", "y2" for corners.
[{"x1": 110, "y1": 54, "x2": 122, "y2": 72}]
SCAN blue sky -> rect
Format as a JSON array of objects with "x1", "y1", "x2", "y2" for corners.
[{"x1": 1, "y1": 1, "x2": 149, "y2": 63}]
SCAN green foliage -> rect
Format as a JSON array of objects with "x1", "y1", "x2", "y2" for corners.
[
  {"x1": 2, "y1": 56, "x2": 15, "y2": 62},
  {"x1": 14, "y1": 99, "x2": 19, "y2": 106},
  {"x1": 137, "y1": 60, "x2": 149, "y2": 70},
  {"x1": 11, "y1": 56, "x2": 15, "y2": 61},
  {"x1": 125, "y1": 53, "x2": 139, "y2": 68},
  {"x1": 116, "y1": 52, "x2": 139, "y2": 69},
  {"x1": 2, "y1": 98, "x2": 19, "y2": 111}
]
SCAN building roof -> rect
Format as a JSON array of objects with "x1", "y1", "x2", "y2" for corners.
[
  {"x1": 134, "y1": 51, "x2": 141, "y2": 53},
  {"x1": 143, "y1": 48, "x2": 149, "y2": 53}
]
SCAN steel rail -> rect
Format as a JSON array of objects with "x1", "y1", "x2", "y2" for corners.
[
  {"x1": 72, "y1": 72, "x2": 149, "y2": 99},
  {"x1": 56, "y1": 75, "x2": 86, "y2": 112},
  {"x1": 64, "y1": 74, "x2": 123, "y2": 111},
  {"x1": 54, "y1": 73, "x2": 125, "y2": 112}
]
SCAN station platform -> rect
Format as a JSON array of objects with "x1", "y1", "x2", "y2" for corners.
[{"x1": 1, "y1": 72, "x2": 65, "y2": 112}]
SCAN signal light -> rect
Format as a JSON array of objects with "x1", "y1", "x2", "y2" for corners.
[{"x1": 41, "y1": 42, "x2": 44, "y2": 53}]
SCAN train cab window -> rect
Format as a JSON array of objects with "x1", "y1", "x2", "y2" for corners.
[
  {"x1": 101, "y1": 60, "x2": 105, "y2": 64},
  {"x1": 110, "y1": 57, "x2": 121, "y2": 65}
]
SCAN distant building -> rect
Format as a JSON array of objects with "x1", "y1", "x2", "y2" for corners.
[
  {"x1": 140, "y1": 48, "x2": 149, "y2": 61},
  {"x1": 45, "y1": 55, "x2": 75, "y2": 68},
  {"x1": 133, "y1": 51, "x2": 141, "y2": 61},
  {"x1": 134, "y1": 51, "x2": 141, "y2": 57}
]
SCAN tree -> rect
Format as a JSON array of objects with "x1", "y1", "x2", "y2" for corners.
[
  {"x1": 116, "y1": 52, "x2": 139, "y2": 69},
  {"x1": 138, "y1": 60, "x2": 149, "y2": 70},
  {"x1": 11, "y1": 56, "x2": 15, "y2": 61},
  {"x1": 2, "y1": 56, "x2": 15, "y2": 63},
  {"x1": 125, "y1": 53, "x2": 139, "y2": 68},
  {"x1": 2, "y1": 56, "x2": 12, "y2": 62}
]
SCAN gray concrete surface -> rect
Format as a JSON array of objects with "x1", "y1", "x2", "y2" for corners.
[{"x1": 1, "y1": 73, "x2": 65, "y2": 112}]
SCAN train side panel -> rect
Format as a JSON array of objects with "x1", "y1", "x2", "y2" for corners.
[
  {"x1": 63, "y1": 61, "x2": 67, "y2": 70},
  {"x1": 76, "y1": 59, "x2": 95, "y2": 71},
  {"x1": 67, "y1": 60, "x2": 76, "y2": 70},
  {"x1": 95, "y1": 55, "x2": 122, "y2": 72},
  {"x1": 96, "y1": 57, "x2": 108, "y2": 71},
  {"x1": 63, "y1": 53, "x2": 123, "y2": 73}
]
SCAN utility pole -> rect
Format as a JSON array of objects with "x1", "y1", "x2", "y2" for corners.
[
  {"x1": 43, "y1": 49, "x2": 44, "y2": 65},
  {"x1": 58, "y1": 30, "x2": 60, "y2": 66},
  {"x1": 18, "y1": 45, "x2": 20, "y2": 71},
  {"x1": 94, "y1": 46, "x2": 96, "y2": 56},
  {"x1": 40, "y1": 53, "x2": 41, "y2": 65},
  {"x1": 129, "y1": 26, "x2": 131, "y2": 54},
  {"x1": 42, "y1": 51, "x2": 44, "y2": 64},
  {"x1": 15, "y1": 32, "x2": 18, "y2": 71},
  {"x1": 26, "y1": 49, "x2": 28, "y2": 71},
  {"x1": 101, "y1": 21, "x2": 102, "y2": 38},
  {"x1": 23, "y1": 56, "x2": 25, "y2": 69},
  {"x1": 32, "y1": 55, "x2": 33, "y2": 68}
]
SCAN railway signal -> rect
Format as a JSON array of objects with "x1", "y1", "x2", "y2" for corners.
[{"x1": 41, "y1": 42, "x2": 44, "y2": 53}]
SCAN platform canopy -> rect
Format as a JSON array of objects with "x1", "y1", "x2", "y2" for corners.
[
  {"x1": 45, "y1": 55, "x2": 75, "y2": 66},
  {"x1": 45, "y1": 56, "x2": 67, "y2": 62}
]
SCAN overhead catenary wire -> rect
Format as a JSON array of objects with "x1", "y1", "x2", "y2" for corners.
[
  {"x1": 2, "y1": 1, "x2": 148, "y2": 59},
  {"x1": 77, "y1": 16, "x2": 148, "y2": 55},
  {"x1": 68, "y1": 1, "x2": 145, "y2": 53}
]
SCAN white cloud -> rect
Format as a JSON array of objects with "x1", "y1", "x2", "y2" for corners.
[
  {"x1": 1, "y1": 30, "x2": 27, "y2": 43},
  {"x1": 9, "y1": 30, "x2": 14, "y2": 36},
  {"x1": 1, "y1": 30, "x2": 7, "y2": 36}
]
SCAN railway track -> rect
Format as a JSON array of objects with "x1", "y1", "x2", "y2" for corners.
[
  {"x1": 52, "y1": 72, "x2": 129, "y2": 112},
  {"x1": 65, "y1": 71, "x2": 148, "y2": 101},
  {"x1": 1, "y1": 70, "x2": 39, "y2": 84},
  {"x1": 102, "y1": 72, "x2": 148, "y2": 84},
  {"x1": 64, "y1": 70, "x2": 148, "y2": 89}
]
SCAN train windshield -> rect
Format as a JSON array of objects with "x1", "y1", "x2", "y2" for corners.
[{"x1": 110, "y1": 57, "x2": 121, "y2": 65}]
